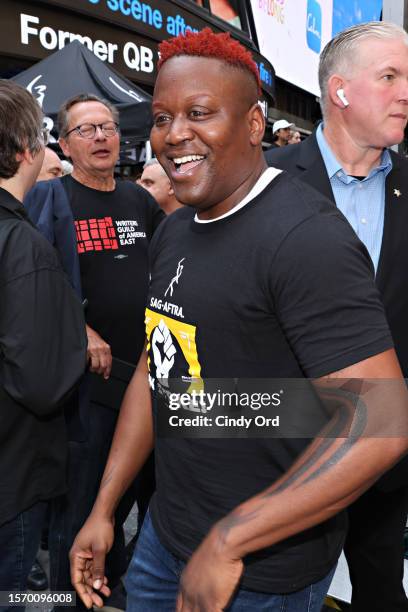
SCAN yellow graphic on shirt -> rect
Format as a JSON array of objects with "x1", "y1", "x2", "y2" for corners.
[{"x1": 145, "y1": 308, "x2": 203, "y2": 393}]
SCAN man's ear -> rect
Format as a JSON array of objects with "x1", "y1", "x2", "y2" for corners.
[
  {"x1": 167, "y1": 178, "x2": 175, "y2": 197},
  {"x1": 328, "y1": 75, "x2": 348, "y2": 109},
  {"x1": 15, "y1": 151, "x2": 26, "y2": 164},
  {"x1": 248, "y1": 103, "x2": 265, "y2": 146},
  {"x1": 58, "y1": 137, "x2": 70, "y2": 158},
  {"x1": 18, "y1": 148, "x2": 38, "y2": 166}
]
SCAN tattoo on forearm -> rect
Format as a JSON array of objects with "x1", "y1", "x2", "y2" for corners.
[
  {"x1": 218, "y1": 507, "x2": 263, "y2": 541},
  {"x1": 216, "y1": 386, "x2": 371, "y2": 545},
  {"x1": 261, "y1": 402, "x2": 347, "y2": 497},
  {"x1": 262, "y1": 388, "x2": 368, "y2": 496},
  {"x1": 300, "y1": 391, "x2": 367, "y2": 486}
]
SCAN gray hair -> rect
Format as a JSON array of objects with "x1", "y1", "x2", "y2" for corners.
[
  {"x1": 58, "y1": 93, "x2": 119, "y2": 137},
  {"x1": 319, "y1": 21, "x2": 408, "y2": 114}
]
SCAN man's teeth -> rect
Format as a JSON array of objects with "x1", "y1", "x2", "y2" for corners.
[{"x1": 173, "y1": 155, "x2": 205, "y2": 164}]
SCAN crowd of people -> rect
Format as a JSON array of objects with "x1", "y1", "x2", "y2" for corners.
[
  {"x1": 269, "y1": 119, "x2": 303, "y2": 148},
  {"x1": 1, "y1": 19, "x2": 408, "y2": 612}
]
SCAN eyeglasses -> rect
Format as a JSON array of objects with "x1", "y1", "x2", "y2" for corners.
[{"x1": 65, "y1": 122, "x2": 119, "y2": 139}]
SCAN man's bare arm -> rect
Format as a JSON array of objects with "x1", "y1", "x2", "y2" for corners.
[
  {"x1": 177, "y1": 348, "x2": 408, "y2": 611},
  {"x1": 92, "y1": 348, "x2": 153, "y2": 519},
  {"x1": 69, "y1": 348, "x2": 153, "y2": 608},
  {"x1": 217, "y1": 349, "x2": 406, "y2": 554}
]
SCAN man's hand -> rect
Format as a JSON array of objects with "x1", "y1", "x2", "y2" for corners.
[
  {"x1": 69, "y1": 514, "x2": 114, "y2": 609},
  {"x1": 86, "y1": 324, "x2": 112, "y2": 379},
  {"x1": 176, "y1": 528, "x2": 243, "y2": 612}
]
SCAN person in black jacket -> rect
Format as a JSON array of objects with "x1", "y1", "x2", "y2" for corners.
[
  {"x1": 265, "y1": 21, "x2": 408, "y2": 612},
  {"x1": 0, "y1": 80, "x2": 87, "y2": 605}
]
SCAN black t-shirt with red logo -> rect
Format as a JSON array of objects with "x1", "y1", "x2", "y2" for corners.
[{"x1": 65, "y1": 175, "x2": 163, "y2": 364}]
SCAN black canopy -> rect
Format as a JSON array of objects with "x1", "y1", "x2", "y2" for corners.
[{"x1": 13, "y1": 40, "x2": 152, "y2": 144}]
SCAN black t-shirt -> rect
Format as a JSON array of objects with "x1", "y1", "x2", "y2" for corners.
[
  {"x1": 146, "y1": 171, "x2": 392, "y2": 593},
  {"x1": 65, "y1": 176, "x2": 163, "y2": 364}
]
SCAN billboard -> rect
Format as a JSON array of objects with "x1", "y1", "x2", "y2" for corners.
[
  {"x1": 332, "y1": 0, "x2": 383, "y2": 36},
  {"x1": 251, "y1": 0, "x2": 382, "y2": 96},
  {"x1": 2, "y1": 0, "x2": 275, "y2": 97}
]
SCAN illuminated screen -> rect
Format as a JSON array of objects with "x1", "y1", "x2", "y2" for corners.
[
  {"x1": 332, "y1": 0, "x2": 382, "y2": 35},
  {"x1": 251, "y1": 0, "x2": 382, "y2": 96}
]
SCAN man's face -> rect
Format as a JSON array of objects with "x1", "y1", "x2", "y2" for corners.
[
  {"x1": 59, "y1": 101, "x2": 119, "y2": 177},
  {"x1": 340, "y1": 37, "x2": 408, "y2": 148},
  {"x1": 276, "y1": 127, "x2": 291, "y2": 144},
  {"x1": 139, "y1": 163, "x2": 171, "y2": 208},
  {"x1": 36, "y1": 147, "x2": 63, "y2": 181},
  {"x1": 150, "y1": 56, "x2": 263, "y2": 217}
]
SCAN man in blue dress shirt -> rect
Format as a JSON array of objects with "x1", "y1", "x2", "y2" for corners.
[{"x1": 266, "y1": 20, "x2": 408, "y2": 612}]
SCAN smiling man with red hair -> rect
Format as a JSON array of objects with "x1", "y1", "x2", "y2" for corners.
[{"x1": 70, "y1": 29, "x2": 408, "y2": 612}]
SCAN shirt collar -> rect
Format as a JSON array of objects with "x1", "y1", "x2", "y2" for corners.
[
  {"x1": 0, "y1": 187, "x2": 28, "y2": 219},
  {"x1": 316, "y1": 122, "x2": 393, "y2": 181}
]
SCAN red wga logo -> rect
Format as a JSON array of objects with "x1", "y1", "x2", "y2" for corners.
[{"x1": 75, "y1": 217, "x2": 118, "y2": 253}]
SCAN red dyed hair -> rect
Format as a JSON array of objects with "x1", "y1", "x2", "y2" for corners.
[{"x1": 158, "y1": 28, "x2": 261, "y2": 95}]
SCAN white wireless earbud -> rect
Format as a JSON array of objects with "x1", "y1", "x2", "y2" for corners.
[{"x1": 336, "y1": 88, "x2": 349, "y2": 107}]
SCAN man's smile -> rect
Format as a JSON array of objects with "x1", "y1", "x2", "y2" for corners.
[{"x1": 168, "y1": 154, "x2": 206, "y2": 177}]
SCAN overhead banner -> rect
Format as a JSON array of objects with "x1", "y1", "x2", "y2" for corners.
[
  {"x1": 251, "y1": 0, "x2": 382, "y2": 96},
  {"x1": 1, "y1": 0, "x2": 275, "y2": 99},
  {"x1": 0, "y1": 0, "x2": 158, "y2": 85}
]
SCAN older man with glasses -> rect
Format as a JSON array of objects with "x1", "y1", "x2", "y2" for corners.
[{"x1": 24, "y1": 93, "x2": 163, "y2": 609}]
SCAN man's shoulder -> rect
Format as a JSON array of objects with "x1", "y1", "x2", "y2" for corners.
[
  {"x1": 264, "y1": 141, "x2": 305, "y2": 172},
  {"x1": 265, "y1": 134, "x2": 318, "y2": 167},
  {"x1": 115, "y1": 179, "x2": 160, "y2": 210},
  {"x1": 24, "y1": 177, "x2": 67, "y2": 212},
  {"x1": 389, "y1": 149, "x2": 408, "y2": 171},
  {"x1": 116, "y1": 178, "x2": 152, "y2": 199},
  {"x1": 26, "y1": 177, "x2": 62, "y2": 198},
  {"x1": 115, "y1": 179, "x2": 166, "y2": 235},
  {"x1": 0, "y1": 215, "x2": 61, "y2": 283},
  {"x1": 149, "y1": 205, "x2": 191, "y2": 244},
  {"x1": 116, "y1": 178, "x2": 142, "y2": 191},
  {"x1": 384, "y1": 151, "x2": 408, "y2": 214},
  {"x1": 164, "y1": 205, "x2": 191, "y2": 223},
  {"x1": 0, "y1": 212, "x2": 21, "y2": 239},
  {"x1": 246, "y1": 172, "x2": 361, "y2": 271},
  {"x1": 259, "y1": 169, "x2": 334, "y2": 218},
  {"x1": 1, "y1": 215, "x2": 56, "y2": 255}
]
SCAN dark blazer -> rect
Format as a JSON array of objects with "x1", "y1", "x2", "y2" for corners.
[
  {"x1": 265, "y1": 133, "x2": 408, "y2": 490},
  {"x1": 24, "y1": 178, "x2": 82, "y2": 299},
  {"x1": 24, "y1": 178, "x2": 87, "y2": 440}
]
